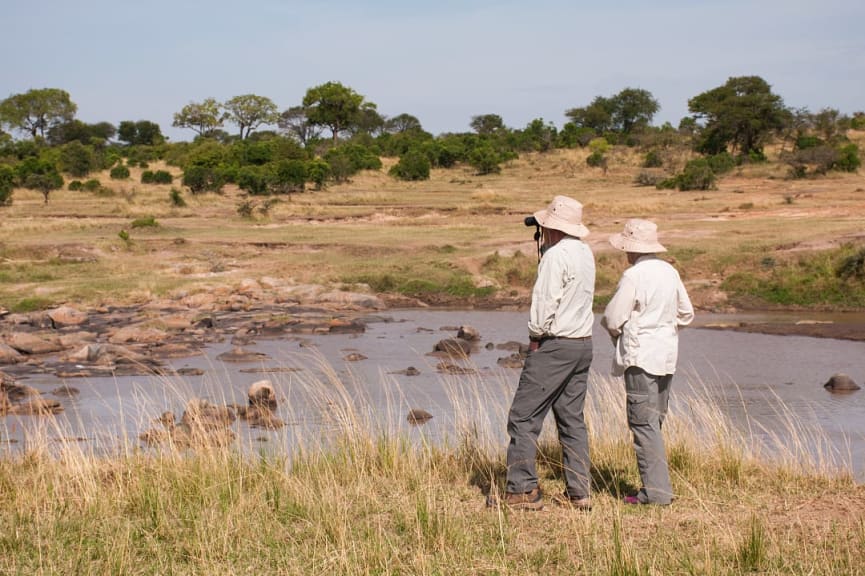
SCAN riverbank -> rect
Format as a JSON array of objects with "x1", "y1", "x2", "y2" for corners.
[{"x1": 2, "y1": 370, "x2": 863, "y2": 575}]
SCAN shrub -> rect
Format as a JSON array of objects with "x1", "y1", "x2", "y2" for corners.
[
  {"x1": 59, "y1": 141, "x2": 94, "y2": 177},
  {"x1": 468, "y1": 145, "x2": 501, "y2": 175},
  {"x1": 68, "y1": 180, "x2": 84, "y2": 191},
  {"x1": 676, "y1": 158, "x2": 716, "y2": 190},
  {"x1": 833, "y1": 144, "x2": 861, "y2": 172},
  {"x1": 182, "y1": 164, "x2": 224, "y2": 194},
  {"x1": 588, "y1": 137, "x2": 610, "y2": 155},
  {"x1": 643, "y1": 149, "x2": 663, "y2": 168},
  {"x1": 83, "y1": 179, "x2": 102, "y2": 192},
  {"x1": 169, "y1": 187, "x2": 186, "y2": 207},
  {"x1": 141, "y1": 170, "x2": 173, "y2": 184},
  {"x1": 586, "y1": 151, "x2": 606, "y2": 168},
  {"x1": 236, "y1": 165, "x2": 270, "y2": 195},
  {"x1": 389, "y1": 149, "x2": 431, "y2": 181},
  {"x1": 109, "y1": 165, "x2": 130, "y2": 180},
  {"x1": 0, "y1": 164, "x2": 14, "y2": 205},
  {"x1": 836, "y1": 247, "x2": 865, "y2": 280},
  {"x1": 131, "y1": 216, "x2": 158, "y2": 228},
  {"x1": 272, "y1": 159, "x2": 307, "y2": 194},
  {"x1": 306, "y1": 159, "x2": 330, "y2": 190},
  {"x1": 634, "y1": 171, "x2": 665, "y2": 187},
  {"x1": 795, "y1": 135, "x2": 823, "y2": 150},
  {"x1": 707, "y1": 152, "x2": 737, "y2": 174}
]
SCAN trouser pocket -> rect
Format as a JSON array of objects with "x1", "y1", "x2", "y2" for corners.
[{"x1": 627, "y1": 393, "x2": 652, "y2": 426}]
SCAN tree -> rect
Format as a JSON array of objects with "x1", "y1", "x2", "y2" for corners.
[
  {"x1": 470, "y1": 114, "x2": 505, "y2": 136},
  {"x1": 0, "y1": 88, "x2": 77, "y2": 139},
  {"x1": 384, "y1": 113, "x2": 423, "y2": 134},
  {"x1": 117, "y1": 120, "x2": 165, "y2": 145},
  {"x1": 173, "y1": 98, "x2": 225, "y2": 138},
  {"x1": 278, "y1": 106, "x2": 322, "y2": 146},
  {"x1": 687, "y1": 76, "x2": 789, "y2": 156},
  {"x1": 302, "y1": 82, "x2": 367, "y2": 144},
  {"x1": 610, "y1": 88, "x2": 660, "y2": 134},
  {"x1": 566, "y1": 88, "x2": 659, "y2": 135},
  {"x1": 17, "y1": 157, "x2": 64, "y2": 203},
  {"x1": 223, "y1": 94, "x2": 279, "y2": 140},
  {"x1": 48, "y1": 120, "x2": 116, "y2": 146}
]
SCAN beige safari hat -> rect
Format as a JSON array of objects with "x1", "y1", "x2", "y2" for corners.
[
  {"x1": 609, "y1": 218, "x2": 667, "y2": 253},
  {"x1": 533, "y1": 195, "x2": 589, "y2": 238}
]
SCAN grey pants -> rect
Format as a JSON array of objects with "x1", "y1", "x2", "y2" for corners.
[
  {"x1": 506, "y1": 338, "x2": 593, "y2": 498},
  {"x1": 625, "y1": 367, "x2": 673, "y2": 504}
]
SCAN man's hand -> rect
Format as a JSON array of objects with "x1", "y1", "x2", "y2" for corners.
[{"x1": 529, "y1": 340, "x2": 540, "y2": 352}]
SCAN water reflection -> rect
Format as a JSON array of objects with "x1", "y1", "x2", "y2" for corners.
[{"x1": 3, "y1": 310, "x2": 864, "y2": 482}]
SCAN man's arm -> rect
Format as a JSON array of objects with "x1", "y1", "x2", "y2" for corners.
[
  {"x1": 527, "y1": 249, "x2": 566, "y2": 340},
  {"x1": 601, "y1": 275, "x2": 637, "y2": 338},
  {"x1": 676, "y1": 278, "x2": 694, "y2": 327}
]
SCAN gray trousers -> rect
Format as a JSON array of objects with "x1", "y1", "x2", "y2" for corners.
[
  {"x1": 506, "y1": 338, "x2": 593, "y2": 498},
  {"x1": 625, "y1": 367, "x2": 673, "y2": 504}
]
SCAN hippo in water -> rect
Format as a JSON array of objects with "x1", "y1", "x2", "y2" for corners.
[{"x1": 823, "y1": 373, "x2": 861, "y2": 393}]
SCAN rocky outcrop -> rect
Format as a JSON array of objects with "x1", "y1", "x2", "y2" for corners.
[{"x1": 824, "y1": 373, "x2": 861, "y2": 392}]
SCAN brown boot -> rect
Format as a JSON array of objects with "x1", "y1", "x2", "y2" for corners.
[
  {"x1": 553, "y1": 492, "x2": 592, "y2": 511},
  {"x1": 501, "y1": 487, "x2": 544, "y2": 510}
]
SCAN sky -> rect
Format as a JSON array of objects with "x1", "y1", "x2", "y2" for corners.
[{"x1": 2, "y1": 0, "x2": 864, "y2": 142}]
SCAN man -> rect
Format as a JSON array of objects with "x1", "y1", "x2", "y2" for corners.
[
  {"x1": 498, "y1": 195, "x2": 595, "y2": 511},
  {"x1": 602, "y1": 218, "x2": 694, "y2": 505}
]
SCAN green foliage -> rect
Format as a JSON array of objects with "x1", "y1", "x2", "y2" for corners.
[
  {"x1": 469, "y1": 114, "x2": 505, "y2": 135},
  {"x1": 117, "y1": 120, "x2": 165, "y2": 146},
  {"x1": 306, "y1": 158, "x2": 330, "y2": 190},
  {"x1": 834, "y1": 143, "x2": 861, "y2": 172},
  {"x1": 169, "y1": 187, "x2": 186, "y2": 207},
  {"x1": 82, "y1": 179, "x2": 101, "y2": 192},
  {"x1": 130, "y1": 216, "x2": 158, "y2": 228},
  {"x1": 58, "y1": 141, "x2": 94, "y2": 177},
  {"x1": 272, "y1": 159, "x2": 307, "y2": 194},
  {"x1": 658, "y1": 158, "x2": 716, "y2": 191},
  {"x1": 323, "y1": 144, "x2": 382, "y2": 182},
  {"x1": 688, "y1": 76, "x2": 789, "y2": 156},
  {"x1": 236, "y1": 165, "x2": 271, "y2": 195},
  {"x1": 141, "y1": 170, "x2": 173, "y2": 184},
  {"x1": 706, "y1": 151, "x2": 737, "y2": 174},
  {"x1": 117, "y1": 229, "x2": 131, "y2": 246},
  {"x1": 566, "y1": 87, "x2": 659, "y2": 135},
  {"x1": 722, "y1": 244, "x2": 865, "y2": 307},
  {"x1": 642, "y1": 149, "x2": 663, "y2": 168},
  {"x1": 0, "y1": 163, "x2": 14, "y2": 205},
  {"x1": 468, "y1": 144, "x2": 502, "y2": 175},
  {"x1": 586, "y1": 151, "x2": 607, "y2": 169},
  {"x1": 557, "y1": 123, "x2": 596, "y2": 148},
  {"x1": 182, "y1": 164, "x2": 225, "y2": 194},
  {"x1": 68, "y1": 180, "x2": 83, "y2": 191},
  {"x1": 795, "y1": 135, "x2": 823, "y2": 150},
  {"x1": 222, "y1": 95, "x2": 280, "y2": 140},
  {"x1": 851, "y1": 113, "x2": 865, "y2": 130},
  {"x1": 172, "y1": 98, "x2": 225, "y2": 138},
  {"x1": 303, "y1": 82, "x2": 368, "y2": 143},
  {"x1": 109, "y1": 165, "x2": 130, "y2": 180},
  {"x1": 389, "y1": 149, "x2": 430, "y2": 181},
  {"x1": 0, "y1": 88, "x2": 77, "y2": 139},
  {"x1": 16, "y1": 156, "x2": 64, "y2": 202},
  {"x1": 480, "y1": 250, "x2": 536, "y2": 288}
]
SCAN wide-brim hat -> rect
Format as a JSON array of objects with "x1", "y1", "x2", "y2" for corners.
[
  {"x1": 609, "y1": 218, "x2": 667, "y2": 253},
  {"x1": 533, "y1": 195, "x2": 589, "y2": 238}
]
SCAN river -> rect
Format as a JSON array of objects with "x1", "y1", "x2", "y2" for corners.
[{"x1": 3, "y1": 310, "x2": 864, "y2": 482}]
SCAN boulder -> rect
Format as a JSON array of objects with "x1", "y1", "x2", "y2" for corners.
[
  {"x1": 47, "y1": 305, "x2": 88, "y2": 326},
  {"x1": 823, "y1": 373, "x2": 861, "y2": 392},
  {"x1": 248, "y1": 380, "x2": 277, "y2": 410},
  {"x1": 4, "y1": 332, "x2": 66, "y2": 355},
  {"x1": 0, "y1": 343, "x2": 24, "y2": 364},
  {"x1": 457, "y1": 325, "x2": 481, "y2": 341},
  {"x1": 432, "y1": 338, "x2": 474, "y2": 357},
  {"x1": 407, "y1": 409, "x2": 433, "y2": 425},
  {"x1": 180, "y1": 398, "x2": 236, "y2": 430}
]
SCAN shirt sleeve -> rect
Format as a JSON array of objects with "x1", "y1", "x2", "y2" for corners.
[
  {"x1": 527, "y1": 249, "x2": 567, "y2": 339},
  {"x1": 676, "y1": 277, "x2": 695, "y2": 327},
  {"x1": 602, "y1": 274, "x2": 637, "y2": 337}
]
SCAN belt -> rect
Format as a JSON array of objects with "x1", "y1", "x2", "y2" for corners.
[{"x1": 537, "y1": 335, "x2": 591, "y2": 343}]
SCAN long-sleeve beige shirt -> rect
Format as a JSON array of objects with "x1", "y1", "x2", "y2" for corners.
[
  {"x1": 601, "y1": 254, "x2": 694, "y2": 376},
  {"x1": 527, "y1": 236, "x2": 596, "y2": 340}
]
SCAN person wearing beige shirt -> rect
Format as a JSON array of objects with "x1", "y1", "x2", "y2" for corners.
[
  {"x1": 491, "y1": 196, "x2": 596, "y2": 511},
  {"x1": 602, "y1": 218, "x2": 694, "y2": 506}
]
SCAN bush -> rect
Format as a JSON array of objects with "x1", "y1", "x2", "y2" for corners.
[
  {"x1": 643, "y1": 149, "x2": 663, "y2": 168},
  {"x1": 68, "y1": 180, "x2": 84, "y2": 191},
  {"x1": 83, "y1": 179, "x2": 102, "y2": 192},
  {"x1": 833, "y1": 144, "x2": 861, "y2": 172},
  {"x1": 676, "y1": 158, "x2": 716, "y2": 190},
  {"x1": 634, "y1": 171, "x2": 665, "y2": 187},
  {"x1": 389, "y1": 149, "x2": 431, "y2": 181},
  {"x1": 707, "y1": 152, "x2": 737, "y2": 174},
  {"x1": 271, "y1": 159, "x2": 307, "y2": 194},
  {"x1": 169, "y1": 187, "x2": 186, "y2": 207},
  {"x1": 58, "y1": 142, "x2": 94, "y2": 177},
  {"x1": 109, "y1": 165, "x2": 130, "y2": 180},
  {"x1": 795, "y1": 135, "x2": 823, "y2": 150},
  {"x1": 141, "y1": 170, "x2": 173, "y2": 184},
  {"x1": 586, "y1": 151, "x2": 607, "y2": 169},
  {"x1": 182, "y1": 164, "x2": 224, "y2": 194},
  {"x1": 131, "y1": 216, "x2": 158, "y2": 228},
  {"x1": 468, "y1": 144, "x2": 502, "y2": 175},
  {"x1": 306, "y1": 159, "x2": 330, "y2": 190},
  {"x1": 0, "y1": 164, "x2": 14, "y2": 205},
  {"x1": 236, "y1": 165, "x2": 270, "y2": 195}
]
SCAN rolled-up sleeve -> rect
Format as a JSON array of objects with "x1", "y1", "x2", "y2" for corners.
[
  {"x1": 528, "y1": 252, "x2": 565, "y2": 339},
  {"x1": 676, "y1": 279, "x2": 694, "y2": 327}
]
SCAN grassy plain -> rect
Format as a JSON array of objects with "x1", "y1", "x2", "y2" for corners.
[{"x1": 2, "y1": 133, "x2": 865, "y2": 313}]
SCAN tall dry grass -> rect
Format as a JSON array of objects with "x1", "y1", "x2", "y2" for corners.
[{"x1": 1, "y1": 351, "x2": 863, "y2": 574}]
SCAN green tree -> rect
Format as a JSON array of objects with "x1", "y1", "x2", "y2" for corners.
[
  {"x1": 389, "y1": 148, "x2": 430, "y2": 181},
  {"x1": 223, "y1": 94, "x2": 279, "y2": 140},
  {"x1": 687, "y1": 76, "x2": 789, "y2": 156},
  {"x1": 17, "y1": 157, "x2": 64, "y2": 203},
  {"x1": 384, "y1": 113, "x2": 423, "y2": 134},
  {"x1": 173, "y1": 98, "x2": 225, "y2": 138},
  {"x1": 611, "y1": 88, "x2": 660, "y2": 134},
  {"x1": 566, "y1": 96, "x2": 615, "y2": 134},
  {"x1": 117, "y1": 120, "x2": 165, "y2": 145},
  {"x1": 58, "y1": 141, "x2": 94, "y2": 177},
  {"x1": 470, "y1": 114, "x2": 505, "y2": 135},
  {"x1": 302, "y1": 82, "x2": 367, "y2": 144},
  {"x1": 0, "y1": 88, "x2": 77, "y2": 139},
  {"x1": 48, "y1": 120, "x2": 116, "y2": 145}
]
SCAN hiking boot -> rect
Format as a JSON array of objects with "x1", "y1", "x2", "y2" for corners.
[
  {"x1": 553, "y1": 492, "x2": 592, "y2": 511},
  {"x1": 500, "y1": 487, "x2": 544, "y2": 510}
]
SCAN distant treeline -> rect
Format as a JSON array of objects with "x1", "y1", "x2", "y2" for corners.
[{"x1": 1, "y1": 77, "x2": 862, "y2": 205}]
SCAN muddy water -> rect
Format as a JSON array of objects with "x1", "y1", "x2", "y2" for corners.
[{"x1": 3, "y1": 310, "x2": 865, "y2": 482}]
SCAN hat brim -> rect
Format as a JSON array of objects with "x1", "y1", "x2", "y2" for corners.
[
  {"x1": 609, "y1": 233, "x2": 666, "y2": 253},
  {"x1": 533, "y1": 209, "x2": 590, "y2": 238}
]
